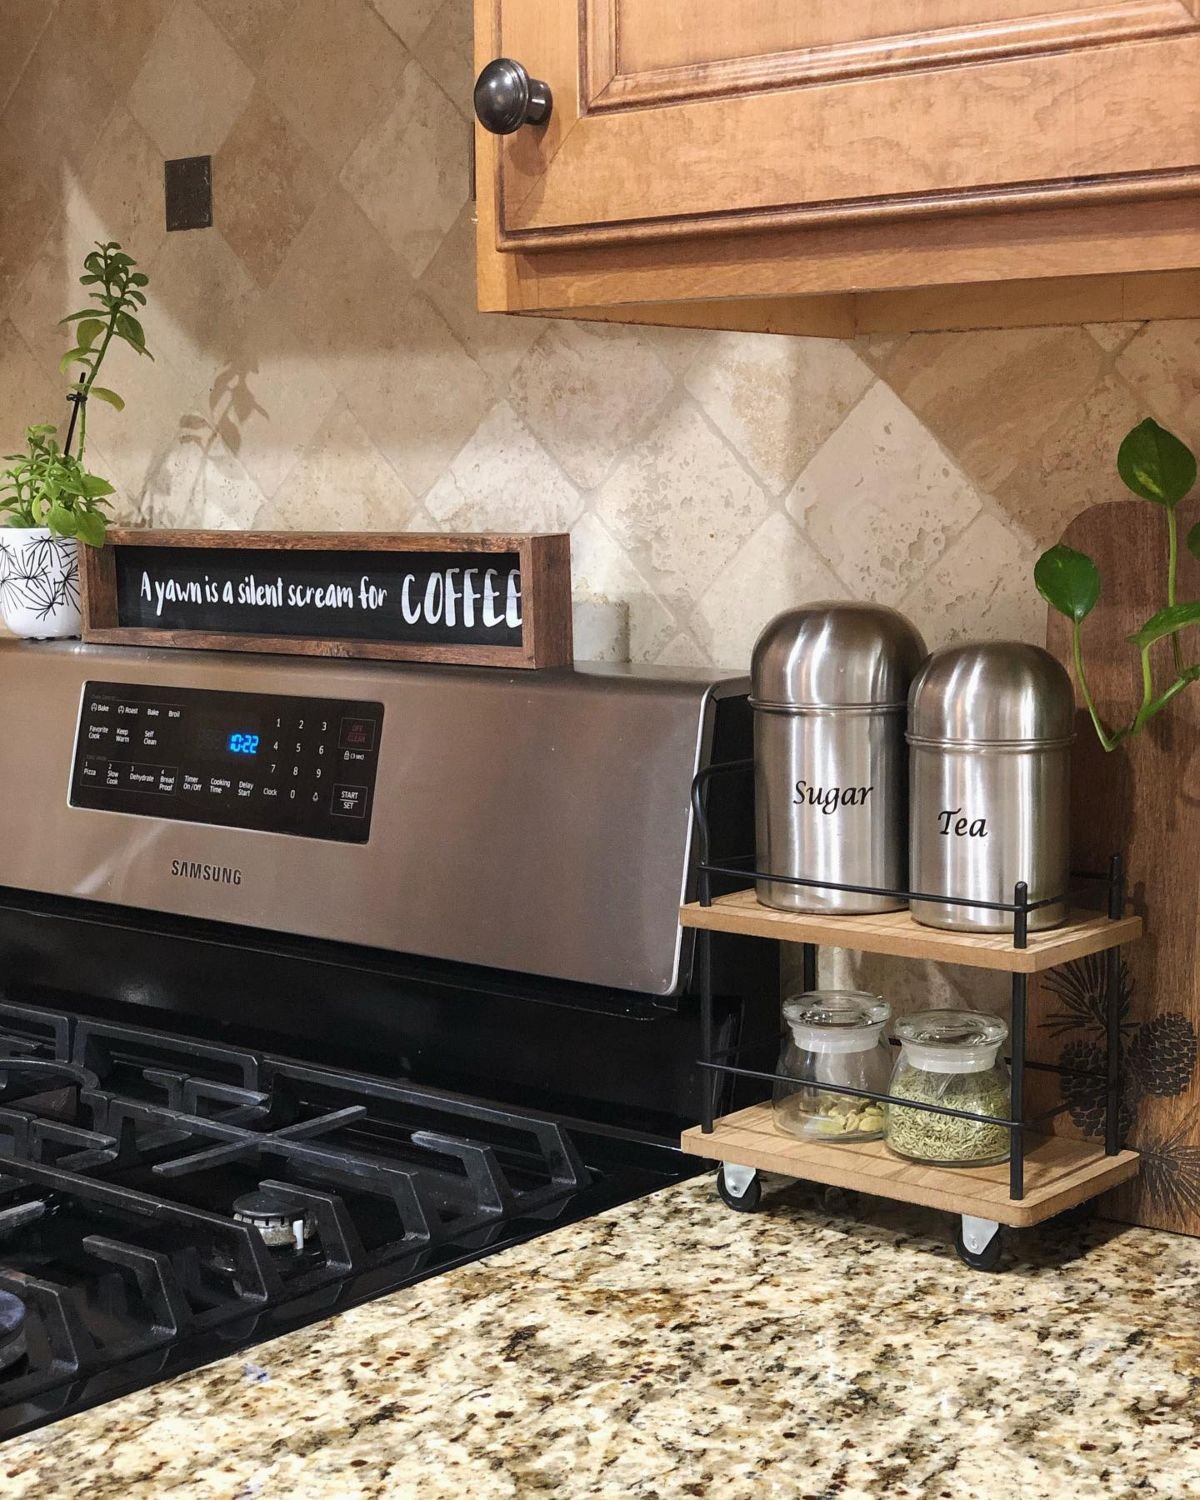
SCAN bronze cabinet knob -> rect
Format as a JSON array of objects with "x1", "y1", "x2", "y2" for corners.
[{"x1": 473, "y1": 58, "x2": 552, "y2": 135}]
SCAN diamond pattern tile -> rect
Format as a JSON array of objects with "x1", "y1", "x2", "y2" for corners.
[
  {"x1": 692, "y1": 511, "x2": 843, "y2": 670},
  {"x1": 81, "y1": 108, "x2": 170, "y2": 271},
  {"x1": 342, "y1": 291, "x2": 490, "y2": 499},
  {"x1": 369, "y1": 0, "x2": 443, "y2": 49},
  {"x1": 143, "y1": 225, "x2": 261, "y2": 397},
  {"x1": 254, "y1": 401, "x2": 417, "y2": 531},
  {"x1": 214, "y1": 87, "x2": 326, "y2": 288},
  {"x1": 0, "y1": 319, "x2": 60, "y2": 453},
  {"x1": 259, "y1": 0, "x2": 408, "y2": 173},
  {"x1": 127, "y1": 0, "x2": 254, "y2": 159},
  {"x1": 143, "y1": 420, "x2": 264, "y2": 529},
  {"x1": 197, "y1": 0, "x2": 298, "y2": 69},
  {"x1": 250, "y1": 185, "x2": 414, "y2": 401},
  {"x1": 414, "y1": 0, "x2": 475, "y2": 122},
  {"x1": 1116, "y1": 321, "x2": 1200, "y2": 438},
  {"x1": 0, "y1": 2, "x2": 53, "y2": 114},
  {"x1": 685, "y1": 331, "x2": 873, "y2": 496},
  {"x1": 510, "y1": 321, "x2": 675, "y2": 491},
  {"x1": 788, "y1": 381, "x2": 982, "y2": 608},
  {"x1": 0, "y1": 122, "x2": 57, "y2": 312},
  {"x1": 6, "y1": 0, "x2": 117, "y2": 175},
  {"x1": 341, "y1": 58, "x2": 470, "y2": 279},
  {"x1": 420, "y1": 208, "x2": 544, "y2": 389},
  {"x1": 595, "y1": 397, "x2": 771, "y2": 606},
  {"x1": 875, "y1": 327, "x2": 1106, "y2": 494},
  {"x1": 423, "y1": 401, "x2": 582, "y2": 532},
  {"x1": 569, "y1": 512, "x2": 677, "y2": 663},
  {"x1": 993, "y1": 374, "x2": 1145, "y2": 548},
  {"x1": 899, "y1": 512, "x2": 1045, "y2": 647},
  {"x1": 0, "y1": 0, "x2": 1190, "y2": 664}
]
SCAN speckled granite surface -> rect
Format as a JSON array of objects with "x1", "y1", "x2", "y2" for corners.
[{"x1": 4, "y1": 1175, "x2": 1199, "y2": 1499}]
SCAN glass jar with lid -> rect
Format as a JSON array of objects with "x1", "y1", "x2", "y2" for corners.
[
  {"x1": 885, "y1": 1009, "x2": 1011, "y2": 1166},
  {"x1": 772, "y1": 990, "x2": 893, "y2": 1142}
]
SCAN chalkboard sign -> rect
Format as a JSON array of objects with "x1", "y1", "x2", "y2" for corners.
[{"x1": 81, "y1": 530, "x2": 573, "y2": 668}]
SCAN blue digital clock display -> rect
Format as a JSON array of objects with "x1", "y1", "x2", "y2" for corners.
[{"x1": 227, "y1": 732, "x2": 260, "y2": 755}]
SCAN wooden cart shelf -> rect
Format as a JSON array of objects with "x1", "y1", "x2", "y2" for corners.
[
  {"x1": 680, "y1": 888, "x2": 1142, "y2": 973},
  {"x1": 682, "y1": 1102, "x2": 1139, "y2": 1228}
]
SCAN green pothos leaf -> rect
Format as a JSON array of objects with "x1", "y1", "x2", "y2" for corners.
[
  {"x1": 1117, "y1": 418, "x2": 1197, "y2": 508},
  {"x1": 1128, "y1": 601, "x2": 1200, "y2": 651},
  {"x1": 1035, "y1": 544, "x2": 1101, "y2": 623}
]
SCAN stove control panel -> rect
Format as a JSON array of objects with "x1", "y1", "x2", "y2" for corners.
[{"x1": 69, "y1": 681, "x2": 384, "y2": 843}]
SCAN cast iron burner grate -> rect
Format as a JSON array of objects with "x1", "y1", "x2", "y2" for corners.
[{"x1": 0, "y1": 1000, "x2": 600, "y2": 1439}]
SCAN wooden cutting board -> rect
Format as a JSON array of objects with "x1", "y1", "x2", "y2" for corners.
[{"x1": 1030, "y1": 499, "x2": 1200, "y2": 1234}]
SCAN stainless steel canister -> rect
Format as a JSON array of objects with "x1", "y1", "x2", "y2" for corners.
[
  {"x1": 907, "y1": 642, "x2": 1074, "y2": 932},
  {"x1": 750, "y1": 602, "x2": 926, "y2": 913}
]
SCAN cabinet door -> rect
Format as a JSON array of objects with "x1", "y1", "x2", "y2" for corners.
[{"x1": 481, "y1": 1, "x2": 1200, "y2": 252}]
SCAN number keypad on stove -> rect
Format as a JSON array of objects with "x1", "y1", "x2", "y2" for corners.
[{"x1": 69, "y1": 682, "x2": 383, "y2": 842}]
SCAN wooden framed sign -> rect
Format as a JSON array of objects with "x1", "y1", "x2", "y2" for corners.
[{"x1": 80, "y1": 530, "x2": 573, "y2": 668}]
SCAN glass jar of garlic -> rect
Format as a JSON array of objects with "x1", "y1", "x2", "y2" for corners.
[{"x1": 772, "y1": 991, "x2": 893, "y2": 1143}]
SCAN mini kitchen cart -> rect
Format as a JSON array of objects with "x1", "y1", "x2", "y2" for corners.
[{"x1": 680, "y1": 761, "x2": 1142, "y2": 1270}]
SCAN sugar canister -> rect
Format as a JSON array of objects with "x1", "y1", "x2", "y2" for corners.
[
  {"x1": 907, "y1": 642, "x2": 1074, "y2": 932},
  {"x1": 751, "y1": 602, "x2": 926, "y2": 913}
]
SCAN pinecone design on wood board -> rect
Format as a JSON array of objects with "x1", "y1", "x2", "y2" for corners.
[{"x1": 1040, "y1": 958, "x2": 1198, "y2": 1214}]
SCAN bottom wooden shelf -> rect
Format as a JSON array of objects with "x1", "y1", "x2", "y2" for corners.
[{"x1": 681, "y1": 1102, "x2": 1139, "y2": 1228}]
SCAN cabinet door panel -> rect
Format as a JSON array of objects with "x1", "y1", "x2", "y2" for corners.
[{"x1": 486, "y1": 0, "x2": 1200, "y2": 250}]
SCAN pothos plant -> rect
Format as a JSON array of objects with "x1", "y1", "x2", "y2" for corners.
[
  {"x1": 0, "y1": 241, "x2": 153, "y2": 547},
  {"x1": 1036, "y1": 418, "x2": 1199, "y2": 751}
]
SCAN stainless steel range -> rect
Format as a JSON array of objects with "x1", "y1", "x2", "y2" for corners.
[{"x1": 0, "y1": 640, "x2": 772, "y2": 1438}]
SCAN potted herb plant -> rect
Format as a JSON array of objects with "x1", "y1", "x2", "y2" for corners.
[
  {"x1": 0, "y1": 242, "x2": 152, "y2": 638},
  {"x1": 1036, "y1": 418, "x2": 1199, "y2": 749}
]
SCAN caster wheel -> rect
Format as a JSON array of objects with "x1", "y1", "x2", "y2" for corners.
[
  {"x1": 953, "y1": 1220, "x2": 1004, "y2": 1272},
  {"x1": 821, "y1": 1185, "x2": 863, "y2": 1217},
  {"x1": 717, "y1": 1166, "x2": 762, "y2": 1213}
]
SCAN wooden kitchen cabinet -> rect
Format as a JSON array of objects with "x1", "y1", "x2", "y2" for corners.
[{"x1": 473, "y1": 1, "x2": 1200, "y2": 334}]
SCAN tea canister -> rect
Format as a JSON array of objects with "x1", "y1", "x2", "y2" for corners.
[
  {"x1": 772, "y1": 990, "x2": 893, "y2": 1142},
  {"x1": 885, "y1": 1009, "x2": 1011, "y2": 1166},
  {"x1": 751, "y1": 602, "x2": 926, "y2": 913},
  {"x1": 907, "y1": 642, "x2": 1073, "y2": 932}
]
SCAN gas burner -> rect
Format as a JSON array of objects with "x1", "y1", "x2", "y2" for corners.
[
  {"x1": 0, "y1": 1291, "x2": 27, "y2": 1373},
  {"x1": 232, "y1": 1189, "x2": 316, "y2": 1253}
]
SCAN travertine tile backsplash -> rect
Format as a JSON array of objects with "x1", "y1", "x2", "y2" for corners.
[{"x1": 1, "y1": 0, "x2": 1196, "y2": 672}]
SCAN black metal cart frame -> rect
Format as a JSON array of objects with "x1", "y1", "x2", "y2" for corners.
[{"x1": 689, "y1": 759, "x2": 1128, "y2": 1232}]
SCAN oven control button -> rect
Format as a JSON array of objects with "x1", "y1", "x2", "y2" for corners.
[
  {"x1": 338, "y1": 717, "x2": 376, "y2": 752},
  {"x1": 331, "y1": 784, "x2": 368, "y2": 818}
]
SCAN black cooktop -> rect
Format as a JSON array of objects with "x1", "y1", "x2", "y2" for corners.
[{"x1": 0, "y1": 1001, "x2": 685, "y2": 1440}]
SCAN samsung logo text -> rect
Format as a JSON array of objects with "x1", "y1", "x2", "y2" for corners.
[{"x1": 170, "y1": 860, "x2": 243, "y2": 886}]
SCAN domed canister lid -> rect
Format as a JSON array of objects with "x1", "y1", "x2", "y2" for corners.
[
  {"x1": 782, "y1": 990, "x2": 892, "y2": 1054},
  {"x1": 750, "y1": 602, "x2": 927, "y2": 710},
  {"x1": 907, "y1": 641, "x2": 1075, "y2": 746}
]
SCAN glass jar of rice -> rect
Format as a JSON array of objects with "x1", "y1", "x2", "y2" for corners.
[{"x1": 885, "y1": 1009, "x2": 1010, "y2": 1166}]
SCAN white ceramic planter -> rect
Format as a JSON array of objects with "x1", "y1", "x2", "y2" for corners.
[{"x1": 0, "y1": 527, "x2": 83, "y2": 639}]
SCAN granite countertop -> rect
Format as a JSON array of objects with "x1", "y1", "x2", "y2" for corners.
[{"x1": 4, "y1": 1174, "x2": 1199, "y2": 1499}]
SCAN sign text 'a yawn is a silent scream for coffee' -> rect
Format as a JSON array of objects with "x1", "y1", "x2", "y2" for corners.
[{"x1": 80, "y1": 531, "x2": 573, "y2": 668}]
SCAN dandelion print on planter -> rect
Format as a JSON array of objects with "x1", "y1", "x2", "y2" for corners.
[{"x1": 0, "y1": 528, "x2": 82, "y2": 639}]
